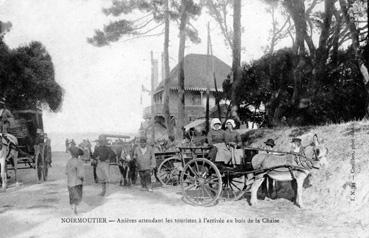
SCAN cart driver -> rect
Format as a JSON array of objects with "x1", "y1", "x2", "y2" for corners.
[
  {"x1": 291, "y1": 137, "x2": 305, "y2": 156},
  {"x1": 262, "y1": 139, "x2": 282, "y2": 155},
  {"x1": 0, "y1": 99, "x2": 14, "y2": 121},
  {"x1": 0, "y1": 99, "x2": 14, "y2": 133},
  {"x1": 1, "y1": 120, "x2": 10, "y2": 134}
]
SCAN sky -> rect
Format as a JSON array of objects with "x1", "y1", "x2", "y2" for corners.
[{"x1": 0, "y1": 0, "x2": 284, "y2": 134}]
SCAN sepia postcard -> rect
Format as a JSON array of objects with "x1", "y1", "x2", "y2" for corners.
[{"x1": 0, "y1": 0, "x2": 368, "y2": 237}]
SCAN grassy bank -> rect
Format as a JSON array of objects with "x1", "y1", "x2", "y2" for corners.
[{"x1": 240, "y1": 119, "x2": 369, "y2": 218}]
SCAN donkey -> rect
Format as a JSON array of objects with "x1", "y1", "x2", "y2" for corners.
[
  {"x1": 250, "y1": 134, "x2": 328, "y2": 208},
  {"x1": 118, "y1": 146, "x2": 136, "y2": 186},
  {"x1": 0, "y1": 133, "x2": 19, "y2": 191}
]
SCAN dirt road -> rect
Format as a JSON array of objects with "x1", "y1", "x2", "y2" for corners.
[{"x1": 0, "y1": 152, "x2": 366, "y2": 238}]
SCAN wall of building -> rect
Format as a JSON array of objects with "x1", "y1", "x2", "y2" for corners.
[{"x1": 149, "y1": 89, "x2": 218, "y2": 124}]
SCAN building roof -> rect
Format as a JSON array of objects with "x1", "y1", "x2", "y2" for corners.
[{"x1": 155, "y1": 54, "x2": 231, "y2": 94}]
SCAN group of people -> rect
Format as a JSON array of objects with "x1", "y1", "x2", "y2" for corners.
[
  {"x1": 206, "y1": 118, "x2": 243, "y2": 165},
  {"x1": 65, "y1": 135, "x2": 156, "y2": 214},
  {"x1": 65, "y1": 119, "x2": 308, "y2": 214}
]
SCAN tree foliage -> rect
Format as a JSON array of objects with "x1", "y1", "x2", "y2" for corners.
[
  {"x1": 0, "y1": 40, "x2": 63, "y2": 112},
  {"x1": 221, "y1": 0, "x2": 368, "y2": 127},
  {"x1": 88, "y1": 0, "x2": 202, "y2": 47},
  {"x1": 230, "y1": 46, "x2": 367, "y2": 126}
]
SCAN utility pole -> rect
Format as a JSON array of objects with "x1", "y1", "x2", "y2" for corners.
[
  {"x1": 205, "y1": 22, "x2": 211, "y2": 134},
  {"x1": 150, "y1": 51, "x2": 157, "y2": 143}
]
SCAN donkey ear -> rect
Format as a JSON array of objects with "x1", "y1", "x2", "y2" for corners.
[{"x1": 313, "y1": 134, "x2": 319, "y2": 144}]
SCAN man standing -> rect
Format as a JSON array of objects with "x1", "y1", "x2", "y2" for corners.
[
  {"x1": 0, "y1": 99, "x2": 14, "y2": 133},
  {"x1": 134, "y1": 137, "x2": 156, "y2": 192},
  {"x1": 92, "y1": 136, "x2": 115, "y2": 196}
]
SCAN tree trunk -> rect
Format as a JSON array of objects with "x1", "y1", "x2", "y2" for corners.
[
  {"x1": 162, "y1": 0, "x2": 173, "y2": 138},
  {"x1": 331, "y1": 7, "x2": 342, "y2": 65},
  {"x1": 313, "y1": 0, "x2": 335, "y2": 86},
  {"x1": 284, "y1": 0, "x2": 307, "y2": 106},
  {"x1": 339, "y1": 0, "x2": 369, "y2": 115},
  {"x1": 339, "y1": 0, "x2": 369, "y2": 84},
  {"x1": 177, "y1": 1, "x2": 188, "y2": 140},
  {"x1": 231, "y1": 0, "x2": 242, "y2": 122}
]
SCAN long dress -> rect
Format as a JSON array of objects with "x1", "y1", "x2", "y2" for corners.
[
  {"x1": 207, "y1": 129, "x2": 231, "y2": 163},
  {"x1": 224, "y1": 130, "x2": 244, "y2": 165}
]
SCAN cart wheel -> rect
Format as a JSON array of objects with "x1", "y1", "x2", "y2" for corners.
[
  {"x1": 180, "y1": 158, "x2": 222, "y2": 206},
  {"x1": 157, "y1": 157, "x2": 182, "y2": 186},
  {"x1": 221, "y1": 172, "x2": 247, "y2": 201}
]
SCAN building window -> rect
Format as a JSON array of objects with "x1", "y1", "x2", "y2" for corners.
[{"x1": 192, "y1": 94, "x2": 201, "y2": 105}]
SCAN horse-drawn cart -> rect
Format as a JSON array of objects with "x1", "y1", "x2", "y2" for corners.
[
  {"x1": 156, "y1": 137, "x2": 327, "y2": 207},
  {"x1": 1, "y1": 109, "x2": 51, "y2": 189}
]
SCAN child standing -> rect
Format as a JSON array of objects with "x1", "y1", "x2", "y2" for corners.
[
  {"x1": 134, "y1": 137, "x2": 156, "y2": 192},
  {"x1": 66, "y1": 146, "x2": 84, "y2": 214}
]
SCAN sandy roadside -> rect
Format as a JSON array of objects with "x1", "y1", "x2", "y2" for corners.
[{"x1": 0, "y1": 152, "x2": 367, "y2": 238}]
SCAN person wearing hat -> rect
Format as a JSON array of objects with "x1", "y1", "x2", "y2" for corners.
[
  {"x1": 263, "y1": 139, "x2": 276, "y2": 153},
  {"x1": 0, "y1": 98, "x2": 14, "y2": 127},
  {"x1": 133, "y1": 137, "x2": 156, "y2": 192},
  {"x1": 1, "y1": 120, "x2": 10, "y2": 134},
  {"x1": 224, "y1": 119, "x2": 243, "y2": 165},
  {"x1": 207, "y1": 118, "x2": 227, "y2": 162},
  {"x1": 65, "y1": 146, "x2": 85, "y2": 214},
  {"x1": 291, "y1": 137, "x2": 305, "y2": 156},
  {"x1": 92, "y1": 136, "x2": 116, "y2": 196},
  {"x1": 264, "y1": 139, "x2": 275, "y2": 148}
]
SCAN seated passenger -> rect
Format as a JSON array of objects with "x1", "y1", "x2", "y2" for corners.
[
  {"x1": 224, "y1": 119, "x2": 243, "y2": 165},
  {"x1": 263, "y1": 139, "x2": 275, "y2": 151},
  {"x1": 291, "y1": 137, "x2": 305, "y2": 155},
  {"x1": 207, "y1": 118, "x2": 230, "y2": 163},
  {"x1": 262, "y1": 139, "x2": 282, "y2": 155}
]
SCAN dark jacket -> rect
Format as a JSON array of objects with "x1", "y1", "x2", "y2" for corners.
[
  {"x1": 93, "y1": 145, "x2": 115, "y2": 162},
  {"x1": 224, "y1": 130, "x2": 242, "y2": 146},
  {"x1": 134, "y1": 146, "x2": 156, "y2": 171},
  {"x1": 207, "y1": 129, "x2": 225, "y2": 145}
]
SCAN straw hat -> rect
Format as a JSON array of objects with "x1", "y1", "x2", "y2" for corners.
[{"x1": 264, "y1": 139, "x2": 275, "y2": 147}]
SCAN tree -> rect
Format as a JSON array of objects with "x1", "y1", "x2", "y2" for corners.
[
  {"x1": 255, "y1": 0, "x2": 368, "y2": 124},
  {"x1": 339, "y1": 0, "x2": 369, "y2": 97},
  {"x1": 88, "y1": 0, "x2": 201, "y2": 139},
  {"x1": 239, "y1": 47, "x2": 367, "y2": 126},
  {"x1": 176, "y1": 0, "x2": 202, "y2": 139},
  {"x1": 163, "y1": 0, "x2": 173, "y2": 138},
  {"x1": 230, "y1": 0, "x2": 242, "y2": 122},
  {"x1": 203, "y1": 0, "x2": 233, "y2": 50},
  {"x1": 0, "y1": 40, "x2": 63, "y2": 111},
  {"x1": 263, "y1": 1, "x2": 293, "y2": 54}
]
